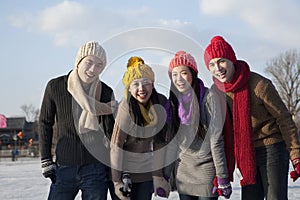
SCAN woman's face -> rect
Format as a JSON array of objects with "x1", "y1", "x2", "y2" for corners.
[
  {"x1": 208, "y1": 58, "x2": 235, "y2": 83},
  {"x1": 129, "y1": 78, "x2": 153, "y2": 105},
  {"x1": 171, "y1": 65, "x2": 193, "y2": 94},
  {"x1": 77, "y1": 55, "x2": 105, "y2": 85}
]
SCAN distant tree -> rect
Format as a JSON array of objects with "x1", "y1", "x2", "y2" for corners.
[
  {"x1": 265, "y1": 49, "x2": 300, "y2": 128},
  {"x1": 20, "y1": 104, "x2": 39, "y2": 122}
]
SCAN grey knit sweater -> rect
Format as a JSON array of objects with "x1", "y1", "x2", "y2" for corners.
[{"x1": 174, "y1": 87, "x2": 228, "y2": 197}]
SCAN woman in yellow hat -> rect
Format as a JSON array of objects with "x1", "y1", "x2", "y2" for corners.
[{"x1": 110, "y1": 56, "x2": 170, "y2": 200}]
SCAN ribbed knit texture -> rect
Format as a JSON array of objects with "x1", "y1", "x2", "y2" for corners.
[
  {"x1": 169, "y1": 51, "x2": 198, "y2": 75},
  {"x1": 74, "y1": 41, "x2": 106, "y2": 67},
  {"x1": 204, "y1": 36, "x2": 237, "y2": 68},
  {"x1": 122, "y1": 56, "x2": 155, "y2": 99},
  {"x1": 214, "y1": 61, "x2": 256, "y2": 186},
  {"x1": 39, "y1": 72, "x2": 115, "y2": 165}
]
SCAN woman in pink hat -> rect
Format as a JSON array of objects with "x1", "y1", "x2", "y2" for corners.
[
  {"x1": 166, "y1": 51, "x2": 231, "y2": 199},
  {"x1": 204, "y1": 35, "x2": 300, "y2": 200}
]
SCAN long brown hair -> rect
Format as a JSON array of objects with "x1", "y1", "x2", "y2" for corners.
[{"x1": 168, "y1": 68, "x2": 206, "y2": 139}]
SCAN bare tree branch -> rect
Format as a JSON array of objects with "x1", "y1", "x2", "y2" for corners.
[
  {"x1": 20, "y1": 104, "x2": 39, "y2": 122},
  {"x1": 265, "y1": 49, "x2": 300, "y2": 126}
]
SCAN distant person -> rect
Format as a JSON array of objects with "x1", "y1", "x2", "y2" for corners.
[
  {"x1": 11, "y1": 149, "x2": 15, "y2": 161},
  {"x1": 167, "y1": 51, "x2": 231, "y2": 199},
  {"x1": 110, "y1": 56, "x2": 170, "y2": 200},
  {"x1": 204, "y1": 35, "x2": 300, "y2": 200},
  {"x1": 39, "y1": 41, "x2": 118, "y2": 200}
]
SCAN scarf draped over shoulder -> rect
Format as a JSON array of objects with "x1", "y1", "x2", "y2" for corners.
[{"x1": 67, "y1": 69, "x2": 115, "y2": 134}]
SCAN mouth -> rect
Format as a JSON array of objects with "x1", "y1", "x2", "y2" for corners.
[
  {"x1": 176, "y1": 82, "x2": 189, "y2": 90},
  {"x1": 86, "y1": 72, "x2": 95, "y2": 78},
  {"x1": 216, "y1": 70, "x2": 226, "y2": 79},
  {"x1": 137, "y1": 92, "x2": 147, "y2": 99}
]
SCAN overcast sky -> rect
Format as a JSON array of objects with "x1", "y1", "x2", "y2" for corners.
[{"x1": 1, "y1": 0, "x2": 300, "y2": 117}]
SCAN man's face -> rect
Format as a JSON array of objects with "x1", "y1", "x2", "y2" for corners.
[
  {"x1": 208, "y1": 58, "x2": 235, "y2": 83},
  {"x1": 77, "y1": 55, "x2": 105, "y2": 84}
]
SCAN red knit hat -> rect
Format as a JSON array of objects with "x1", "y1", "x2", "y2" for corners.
[
  {"x1": 169, "y1": 51, "x2": 198, "y2": 76},
  {"x1": 204, "y1": 36, "x2": 237, "y2": 68}
]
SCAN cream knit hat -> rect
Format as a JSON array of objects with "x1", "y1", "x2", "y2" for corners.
[{"x1": 74, "y1": 41, "x2": 107, "y2": 67}]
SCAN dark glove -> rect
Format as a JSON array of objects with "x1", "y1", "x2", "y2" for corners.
[
  {"x1": 212, "y1": 177, "x2": 232, "y2": 199},
  {"x1": 113, "y1": 182, "x2": 130, "y2": 200},
  {"x1": 290, "y1": 158, "x2": 300, "y2": 182},
  {"x1": 41, "y1": 158, "x2": 57, "y2": 183},
  {"x1": 121, "y1": 172, "x2": 132, "y2": 197}
]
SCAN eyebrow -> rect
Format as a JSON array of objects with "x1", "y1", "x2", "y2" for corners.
[
  {"x1": 209, "y1": 58, "x2": 222, "y2": 64},
  {"x1": 172, "y1": 70, "x2": 187, "y2": 73},
  {"x1": 86, "y1": 58, "x2": 103, "y2": 65}
]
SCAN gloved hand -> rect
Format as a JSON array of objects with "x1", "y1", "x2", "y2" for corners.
[
  {"x1": 41, "y1": 158, "x2": 57, "y2": 183},
  {"x1": 153, "y1": 176, "x2": 170, "y2": 198},
  {"x1": 290, "y1": 158, "x2": 300, "y2": 182},
  {"x1": 113, "y1": 182, "x2": 130, "y2": 200},
  {"x1": 212, "y1": 176, "x2": 232, "y2": 199},
  {"x1": 122, "y1": 172, "x2": 132, "y2": 196}
]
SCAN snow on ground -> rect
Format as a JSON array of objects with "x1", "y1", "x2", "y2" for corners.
[{"x1": 0, "y1": 157, "x2": 300, "y2": 200}]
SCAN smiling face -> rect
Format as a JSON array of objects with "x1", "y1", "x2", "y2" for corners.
[
  {"x1": 208, "y1": 58, "x2": 235, "y2": 83},
  {"x1": 77, "y1": 55, "x2": 105, "y2": 85},
  {"x1": 129, "y1": 78, "x2": 153, "y2": 105},
  {"x1": 171, "y1": 65, "x2": 193, "y2": 94}
]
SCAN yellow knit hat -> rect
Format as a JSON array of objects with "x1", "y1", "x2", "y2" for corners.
[{"x1": 122, "y1": 56, "x2": 155, "y2": 98}]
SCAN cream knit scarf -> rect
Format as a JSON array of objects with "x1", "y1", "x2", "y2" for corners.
[{"x1": 67, "y1": 69, "x2": 114, "y2": 134}]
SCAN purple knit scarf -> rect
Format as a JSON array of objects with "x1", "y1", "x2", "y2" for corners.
[{"x1": 178, "y1": 79, "x2": 205, "y2": 125}]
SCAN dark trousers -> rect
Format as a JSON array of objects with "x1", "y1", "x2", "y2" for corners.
[
  {"x1": 126, "y1": 181, "x2": 154, "y2": 200},
  {"x1": 48, "y1": 163, "x2": 109, "y2": 200},
  {"x1": 242, "y1": 142, "x2": 289, "y2": 200},
  {"x1": 179, "y1": 194, "x2": 218, "y2": 200}
]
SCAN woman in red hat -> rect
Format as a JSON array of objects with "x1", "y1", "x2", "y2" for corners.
[{"x1": 166, "y1": 51, "x2": 231, "y2": 199}]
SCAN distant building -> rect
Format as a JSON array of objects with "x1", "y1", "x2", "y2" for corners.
[{"x1": 0, "y1": 117, "x2": 38, "y2": 150}]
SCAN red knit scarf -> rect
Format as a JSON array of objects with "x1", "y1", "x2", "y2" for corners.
[{"x1": 214, "y1": 60, "x2": 256, "y2": 186}]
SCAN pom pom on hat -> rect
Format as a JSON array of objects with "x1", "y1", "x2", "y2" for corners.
[
  {"x1": 75, "y1": 41, "x2": 106, "y2": 68},
  {"x1": 204, "y1": 36, "x2": 237, "y2": 68},
  {"x1": 127, "y1": 56, "x2": 144, "y2": 68},
  {"x1": 169, "y1": 51, "x2": 198, "y2": 76},
  {"x1": 122, "y1": 56, "x2": 155, "y2": 98}
]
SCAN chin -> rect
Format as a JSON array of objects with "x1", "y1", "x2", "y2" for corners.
[
  {"x1": 214, "y1": 77, "x2": 226, "y2": 83},
  {"x1": 139, "y1": 97, "x2": 150, "y2": 104}
]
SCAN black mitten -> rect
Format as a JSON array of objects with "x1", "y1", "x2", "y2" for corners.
[{"x1": 41, "y1": 158, "x2": 57, "y2": 183}]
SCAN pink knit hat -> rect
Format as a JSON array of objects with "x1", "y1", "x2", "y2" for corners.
[
  {"x1": 204, "y1": 36, "x2": 237, "y2": 68},
  {"x1": 169, "y1": 51, "x2": 198, "y2": 76}
]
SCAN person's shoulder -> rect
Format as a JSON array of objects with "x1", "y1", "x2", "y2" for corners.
[
  {"x1": 46, "y1": 74, "x2": 68, "y2": 87},
  {"x1": 156, "y1": 92, "x2": 167, "y2": 104},
  {"x1": 249, "y1": 71, "x2": 272, "y2": 87},
  {"x1": 207, "y1": 84, "x2": 221, "y2": 97},
  {"x1": 157, "y1": 92, "x2": 167, "y2": 99},
  {"x1": 250, "y1": 71, "x2": 269, "y2": 81},
  {"x1": 100, "y1": 81, "x2": 113, "y2": 92}
]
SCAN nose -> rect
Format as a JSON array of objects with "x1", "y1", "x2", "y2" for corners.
[
  {"x1": 89, "y1": 64, "x2": 102, "y2": 75},
  {"x1": 137, "y1": 82, "x2": 144, "y2": 90},
  {"x1": 177, "y1": 74, "x2": 184, "y2": 81},
  {"x1": 89, "y1": 64, "x2": 97, "y2": 72},
  {"x1": 214, "y1": 63, "x2": 222, "y2": 71}
]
